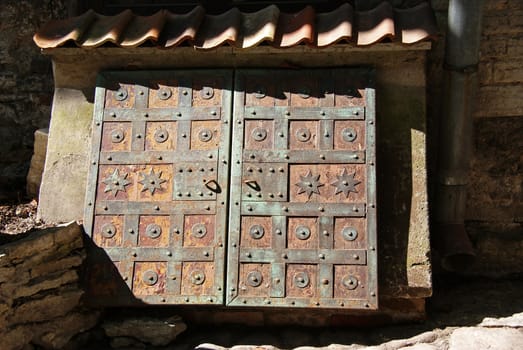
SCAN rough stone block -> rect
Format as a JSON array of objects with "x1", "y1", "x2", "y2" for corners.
[
  {"x1": 480, "y1": 312, "x2": 523, "y2": 327},
  {"x1": 483, "y1": 11, "x2": 523, "y2": 35},
  {"x1": 449, "y1": 327, "x2": 523, "y2": 350},
  {"x1": 30, "y1": 254, "x2": 84, "y2": 277},
  {"x1": 8, "y1": 289, "x2": 83, "y2": 325},
  {"x1": 476, "y1": 85, "x2": 523, "y2": 117},
  {"x1": 103, "y1": 315, "x2": 187, "y2": 346},
  {"x1": 9, "y1": 270, "x2": 78, "y2": 299},
  {"x1": 492, "y1": 59, "x2": 523, "y2": 83}
]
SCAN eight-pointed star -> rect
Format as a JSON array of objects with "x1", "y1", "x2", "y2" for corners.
[
  {"x1": 331, "y1": 168, "x2": 361, "y2": 198},
  {"x1": 139, "y1": 169, "x2": 166, "y2": 194},
  {"x1": 103, "y1": 169, "x2": 130, "y2": 196},
  {"x1": 295, "y1": 170, "x2": 324, "y2": 199}
]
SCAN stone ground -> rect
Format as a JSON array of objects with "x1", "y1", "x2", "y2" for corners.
[{"x1": 1, "y1": 202, "x2": 522, "y2": 350}]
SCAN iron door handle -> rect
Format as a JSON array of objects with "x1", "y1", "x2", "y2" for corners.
[
  {"x1": 204, "y1": 179, "x2": 221, "y2": 193},
  {"x1": 243, "y1": 179, "x2": 261, "y2": 191}
]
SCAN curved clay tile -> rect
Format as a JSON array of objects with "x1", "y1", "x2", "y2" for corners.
[
  {"x1": 356, "y1": 2, "x2": 395, "y2": 46},
  {"x1": 194, "y1": 8, "x2": 242, "y2": 49},
  {"x1": 316, "y1": 3, "x2": 354, "y2": 47},
  {"x1": 394, "y1": 2, "x2": 438, "y2": 44},
  {"x1": 33, "y1": 9, "x2": 97, "y2": 48},
  {"x1": 273, "y1": 6, "x2": 315, "y2": 48},
  {"x1": 161, "y1": 6, "x2": 205, "y2": 48},
  {"x1": 240, "y1": 5, "x2": 280, "y2": 49},
  {"x1": 79, "y1": 10, "x2": 134, "y2": 48},
  {"x1": 119, "y1": 10, "x2": 167, "y2": 48}
]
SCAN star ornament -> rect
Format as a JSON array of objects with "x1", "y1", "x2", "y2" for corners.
[
  {"x1": 295, "y1": 170, "x2": 324, "y2": 199},
  {"x1": 103, "y1": 169, "x2": 131, "y2": 196},
  {"x1": 331, "y1": 168, "x2": 361, "y2": 198},
  {"x1": 139, "y1": 169, "x2": 167, "y2": 195}
]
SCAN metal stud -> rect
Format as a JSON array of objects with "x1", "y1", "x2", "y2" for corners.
[
  {"x1": 342, "y1": 227, "x2": 358, "y2": 241},
  {"x1": 154, "y1": 128, "x2": 169, "y2": 143},
  {"x1": 294, "y1": 272, "x2": 310, "y2": 288},
  {"x1": 110, "y1": 129, "x2": 125, "y2": 143},
  {"x1": 190, "y1": 270, "x2": 206, "y2": 285},
  {"x1": 101, "y1": 223, "x2": 116, "y2": 238},
  {"x1": 249, "y1": 225, "x2": 265, "y2": 239},
  {"x1": 251, "y1": 127, "x2": 267, "y2": 142},
  {"x1": 295, "y1": 225, "x2": 311, "y2": 240},
  {"x1": 198, "y1": 128, "x2": 213, "y2": 142},
  {"x1": 342, "y1": 275, "x2": 358, "y2": 290},
  {"x1": 191, "y1": 223, "x2": 207, "y2": 238},
  {"x1": 246, "y1": 271, "x2": 263, "y2": 287},
  {"x1": 145, "y1": 223, "x2": 162, "y2": 239},
  {"x1": 142, "y1": 270, "x2": 158, "y2": 286}
]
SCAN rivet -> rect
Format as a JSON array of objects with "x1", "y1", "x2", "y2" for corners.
[
  {"x1": 265, "y1": 299, "x2": 271, "y2": 304},
  {"x1": 231, "y1": 287, "x2": 236, "y2": 291},
  {"x1": 369, "y1": 120, "x2": 374, "y2": 125},
  {"x1": 323, "y1": 230, "x2": 329, "y2": 236},
  {"x1": 232, "y1": 242, "x2": 237, "y2": 247},
  {"x1": 144, "y1": 113, "x2": 149, "y2": 118},
  {"x1": 316, "y1": 302, "x2": 320, "y2": 306},
  {"x1": 103, "y1": 206, "x2": 108, "y2": 211},
  {"x1": 88, "y1": 202, "x2": 92, "y2": 206},
  {"x1": 370, "y1": 246, "x2": 376, "y2": 251},
  {"x1": 278, "y1": 192, "x2": 283, "y2": 197},
  {"x1": 96, "y1": 122, "x2": 100, "y2": 126},
  {"x1": 185, "y1": 297, "x2": 190, "y2": 302},
  {"x1": 123, "y1": 276, "x2": 128, "y2": 281},
  {"x1": 282, "y1": 253, "x2": 288, "y2": 259},
  {"x1": 285, "y1": 111, "x2": 290, "y2": 116},
  {"x1": 224, "y1": 120, "x2": 228, "y2": 124},
  {"x1": 319, "y1": 154, "x2": 325, "y2": 160},
  {"x1": 208, "y1": 154, "x2": 213, "y2": 159},
  {"x1": 246, "y1": 252, "x2": 252, "y2": 258},
  {"x1": 139, "y1": 90, "x2": 144, "y2": 95},
  {"x1": 370, "y1": 203, "x2": 375, "y2": 208},
  {"x1": 128, "y1": 228, "x2": 134, "y2": 234},
  {"x1": 274, "y1": 278, "x2": 280, "y2": 283},
  {"x1": 176, "y1": 112, "x2": 182, "y2": 117},
  {"x1": 154, "y1": 205, "x2": 160, "y2": 211},
  {"x1": 284, "y1": 154, "x2": 289, "y2": 159},
  {"x1": 242, "y1": 299, "x2": 247, "y2": 304},
  {"x1": 172, "y1": 276, "x2": 177, "y2": 280},
  {"x1": 181, "y1": 133, "x2": 187, "y2": 138},
  {"x1": 203, "y1": 251, "x2": 209, "y2": 257},
  {"x1": 92, "y1": 161, "x2": 96, "y2": 165},
  {"x1": 211, "y1": 110, "x2": 217, "y2": 116},
  {"x1": 269, "y1": 168, "x2": 275, "y2": 173},
  {"x1": 183, "y1": 90, "x2": 188, "y2": 95},
  {"x1": 353, "y1": 254, "x2": 359, "y2": 260},
  {"x1": 365, "y1": 303, "x2": 370, "y2": 308},
  {"x1": 132, "y1": 252, "x2": 137, "y2": 257},
  {"x1": 177, "y1": 192, "x2": 182, "y2": 197},
  {"x1": 279, "y1": 167, "x2": 284, "y2": 173},
  {"x1": 275, "y1": 229, "x2": 282, "y2": 235},
  {"x1": 353, "y1": 110, "x2": 359, "y2": 115},
  {"x1": 278, "y1": 132, "x2": 284, "y2": 137},
  {"x1": 370, "y1": 161, "x2": 375, "y2": 166},
  {"x1": 283, "y1": 206, "x2": 289, "y2": 212},
  {"x1": 198, "y1": 191, "x2": 203, "y2": 196},
  {"x1": 107, "y1": 156, "x2": 112, "y2": 161},
  {"x1": 353, "y1": 206, "x2": 359, "y2": 212},
  {"x1": 340, "y1": 302, "x2": 345, "y2": 307},
  {"x1": 318, "y1": 207, "x2": 324, "y2": 212},
  {"x1": 324, "y1": 132, "x2": 330, "y2": 137},
  {"x1": 161, "y1": 298, "x2": 166, "y2": 302},
  {"x1": 167, "y1": 251, "x2": 172, "y2": 257},
  {"x1": 320, "y1": 111, "x2": 325, "y2": 116},
  {"x1": 186, "y1": 192, "x2": 191, "y2": 197},
  {"x1": 322, "y1": 278, "x2": 329, "y2": 285},
  {"x1": 318, "y1": 253, "x2": 325, "y2": 259},
  {"x1": 222, "y1": 159, "x2": 227, "y2": 164},
  {"x1": 251, "y1": 110, "x2": 256, "y2": 115},
  {"x1": 173, "y1": 228, "x2": 180, "y2": 234},
  {"x1": 237, "y1": 120, "x2": 242, "y2": 124},
  {"x1": 371, "y1": 292, "x2": 376, "y2": 297},
  {"x1": 291, "y1": 301, "x2": 296, "y2": 305},
  {"x1": 110, "y1": 112, "x2": 116, "y2": 117},
  {"x1": 136, "y1": 134, "x2": 142, "y2": 139},
  {"x1": 246, "y1": 193, "x2": 252, "y2": 197},
  {"x1": 269, "y1": 193, "x2": 274, "y2": 198},
  {"x1": 250, "y1": 154, "x2": 255, "y2": 159},
  {"x1": 157, "y1": 156, "x2": 162, "y2": 160},
  {"x1": 257, "y1": 193, "x2": 262, "y2": 197},
  {"x1": 205, "y1": 205, "x2": 211, "y2": 210}
]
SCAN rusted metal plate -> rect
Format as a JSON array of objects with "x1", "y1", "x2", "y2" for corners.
[
  {"x1": 227, "y1": 69, "x2": 377, "y2": 309},
  {"x1": 85, "y1": 70, "x2": 232, "y2": 306}
]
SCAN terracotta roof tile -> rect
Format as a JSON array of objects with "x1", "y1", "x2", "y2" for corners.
[{"x1": 34, "y1": 2, "x2": 437, "y2": 50}]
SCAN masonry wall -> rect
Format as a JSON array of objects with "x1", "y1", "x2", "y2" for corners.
[
  {"x1": 429, "y1": 0, "x2": 523, "y2": 276},
  {"x1": 0, "y1": 0, "x2": 67, "y2": 201}
]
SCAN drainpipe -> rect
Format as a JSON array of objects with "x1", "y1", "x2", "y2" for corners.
[{"x1": 435, "y1": 0, "x2": 484, "y2": 271}]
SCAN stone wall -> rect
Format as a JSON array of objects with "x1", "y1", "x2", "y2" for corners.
[
  {"x1": 0, "y1": 0, "x2": 67, "y2": 201},
  {"x1": 430, "y1": 0, "x2": 523, "y2": 276},
  {"x1": 0, "y1": 223, "x2": 100, "y2": 350}
]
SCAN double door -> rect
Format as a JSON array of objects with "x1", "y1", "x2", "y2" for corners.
[{"x1": 84, "y1": 69, "x2": 377, "y2": 309}]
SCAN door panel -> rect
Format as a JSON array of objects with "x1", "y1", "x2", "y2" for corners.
[
  {"x1": 84, "y1": 70, "x2": 232, "y2": 305},
  {"x1": 227, "y1": 69, "x2": 377, "y2": 309}
]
